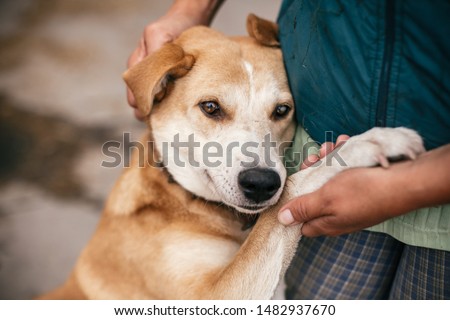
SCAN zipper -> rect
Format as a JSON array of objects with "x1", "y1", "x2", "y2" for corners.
[{"x1": 375, "y1": 0, "x2": 396, "y2": 127}]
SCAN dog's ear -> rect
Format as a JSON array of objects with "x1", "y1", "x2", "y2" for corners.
[
  {"x1": 123, "y1": 43, "x2": 195, "y2": 116},
  {"x1": 246, "y1": 13, "x2": 280, "y2": 47}
]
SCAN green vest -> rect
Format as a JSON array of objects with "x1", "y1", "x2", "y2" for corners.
[{"x1": 279, "y1": 0, "x2": 450, "y2": 251}]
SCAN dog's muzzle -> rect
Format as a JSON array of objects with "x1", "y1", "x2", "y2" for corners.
[{"x1": 238, "y1": 168, "x2": 281, "y2": 203}]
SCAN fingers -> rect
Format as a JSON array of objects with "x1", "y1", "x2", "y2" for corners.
[
  {"x1": 278, "y1": 192, "x2": 323, "y2": 227},
  {"x1": 319, "y1": 135, "x2": 349, "y2": 157},
  {"x1": 319, "y1": 142, "x2": 335, "y2": 158},
  {"x1": 336, "y1": 134, "x2": 350, "y2": 146},
  {"x1": 300, "y1": 154, "x2": 320, "y2": 170},
  {"x1": 278, "y1": 193, "x2": 339, "y2": 237},
  {"x1": 126, "y1": 26, "x2": 175, "y2": 120},
  {"x1": 126, "y1": 33, "x2": 160, "y2": 119},
  {"x1": 126, "y1": 87, "x2": 136, "y2": 108},
  {"x1": 127, "y1": 44, "x2": 145, "y2": 70},
  {"x1": 133, "y1": 108, "x2": 145, "y2": 121},
  {"x1": 126, "y1": 46, "x2": 145, "y2": 111},
  {"x1": 300, "y1": 134, "x2": 351, "y2": 169},
  {"x1": 142, "y1": 28, "x2": 174, "y2": 56}
]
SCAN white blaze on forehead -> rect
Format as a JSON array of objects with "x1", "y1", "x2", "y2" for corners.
[
  {"x1": 239, "y1": 59, "x2": 284, "y2": 118},
  {"x1": 243, "y1": 60, "x2": 255, "y2": 112},
  {"x1": 243, "y1": 60, "x2": 253, "y2": 76}
]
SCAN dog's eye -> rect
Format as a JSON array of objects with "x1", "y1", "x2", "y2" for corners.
[
  {"x1": 272, "y1": 104, "x2": 291, "y2": 120},
  {"x1": 199, "y1": 101, "x2": 221, "y2": 117}
]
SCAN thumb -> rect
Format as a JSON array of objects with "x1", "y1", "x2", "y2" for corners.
[{"x1": 278, "y1": 192, "x2": 323, "y2": 226}]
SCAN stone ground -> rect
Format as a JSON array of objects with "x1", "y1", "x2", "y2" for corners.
[{"x1": 0, "y1": 0, "x2": 281, "y2": 299}]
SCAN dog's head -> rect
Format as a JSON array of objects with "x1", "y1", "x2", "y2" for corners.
[{"x1": 124, "y1": 14, "x2": 295, "y2": 214}]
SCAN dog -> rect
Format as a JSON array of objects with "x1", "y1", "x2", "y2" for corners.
[{"x1": 39, "y1": 14, "x2": 424, "y2": 299}]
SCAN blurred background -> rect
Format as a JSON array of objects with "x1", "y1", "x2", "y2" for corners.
[{"x1": 0, "y1": 0, "x2": 282, "y2": 299}]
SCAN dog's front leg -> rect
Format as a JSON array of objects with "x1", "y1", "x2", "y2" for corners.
[{"x1": 202, "y1": 205, "x2": 300, "y2": 300}]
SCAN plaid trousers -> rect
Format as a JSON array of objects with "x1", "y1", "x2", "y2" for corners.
[{"x1": 285, "y1": 231, "x2": 450, "y2": 299}]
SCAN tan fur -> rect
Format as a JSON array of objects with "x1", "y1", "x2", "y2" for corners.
[
  {"x1": 246, "y1": 13, "x2": 280, "y2": 47},
  {"x1": 40, "y1": 15, "x2": 425, "y2": 300}
]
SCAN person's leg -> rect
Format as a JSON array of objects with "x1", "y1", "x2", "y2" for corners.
[
  {"x1": 285, "y1": 231, "x2": 403, "y2": 299},
  {"x1": 389, "y1": 245, "x2": 450, "y2": 299}
]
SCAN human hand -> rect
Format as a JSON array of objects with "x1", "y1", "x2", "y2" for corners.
[
  {"x1": 278, "y1": 133, "x2": 403, "y2": 237},
  {"x1": 278, "y1": 165, "x2": 405, "y2": 237},
  {"x1": 278, "y1": 140, "x2": 450, "y2": 237},
  {"x1": 127, "y1": 0, "x2": 223, "y2": 120}
]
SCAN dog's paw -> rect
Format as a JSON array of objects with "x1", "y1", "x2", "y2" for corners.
[{"x1": 336, "y1": 127, "x2": 425, "y2": 168}]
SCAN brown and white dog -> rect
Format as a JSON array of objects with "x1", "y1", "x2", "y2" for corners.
[{"x1": 40, "y1": 15, "x2": 424, "y2": 299}]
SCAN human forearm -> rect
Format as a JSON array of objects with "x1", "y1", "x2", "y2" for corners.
[
  {"x1": 391, "y1": 143, "x2": 450, "y2": 213},
  {"x1": 168, "y1": 0, "x2": 225, "y2": 26}
]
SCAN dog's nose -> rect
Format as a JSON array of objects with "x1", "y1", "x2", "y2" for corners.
[{"x1": 238, "y1": 168, "x2": 281, "y2": 203}]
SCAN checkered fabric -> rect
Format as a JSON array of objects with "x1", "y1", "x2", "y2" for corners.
[
  {"x1": 389, "y1": 245, "x2": 450, "y2": 299},
  {"x1": 285, "y1": 231, "x2": 450, "y2": 299}
]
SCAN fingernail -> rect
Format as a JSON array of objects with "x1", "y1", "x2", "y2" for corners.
[{"x1": 278, "y1": 209, "x2": 295, "y2": 226}]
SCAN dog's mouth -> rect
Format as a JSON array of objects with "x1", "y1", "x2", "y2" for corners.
[
  {"x1": 236, "y1": 204, "x2": 267, "y2": 213},
  {"x1": 203, "y1": 170, "x2": 278, "y2": 214}
]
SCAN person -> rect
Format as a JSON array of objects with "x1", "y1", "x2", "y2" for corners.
[{"x1": 126, "y1": 0, "x2": 450, "y2": 299}]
